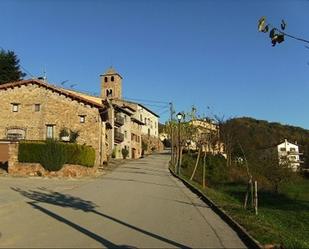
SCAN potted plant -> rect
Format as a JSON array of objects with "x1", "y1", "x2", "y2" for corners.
[
  {"x1": 59, "y1": 128, "x2": 70, "y2": 142},
  {"x1": 121, "y1": 148, "x2": 129, "y2": 159}
]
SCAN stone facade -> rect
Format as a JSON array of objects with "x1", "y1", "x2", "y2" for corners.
[
  {"x1": 100, "y1": 67, "x2": 122, "y2": 100},
  {"x1": 0, "y1": 65, "x2": 162, "y2": 169},
  {"x1": 111, "y1": 99, "x2": 159, "y2": 158},
  {"x1": 130, "y1": 119, "x2": 142, "y2": 158},
  {"x1": 9, "y1": 163, "x2": 96, "y2": 177},
  {"x1": 188, "y1": 119, "x2": 225, "y2": 156},
  {"x1": 0, "y1": 80, "x2": 107, "y2": 166}
]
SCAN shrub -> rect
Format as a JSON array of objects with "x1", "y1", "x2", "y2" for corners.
[
  {"x1": 163, "y1": 138, "x2": 171, "y2": 148},
  {"x1": 122, "y1": 148, "x2": 129, "y2": 159},
  {"x1": 18, "y1": 141, "x2": 45, "y2": 163},
  {"x1": 112, "y1": 148, "x2": 116, "y2": 158},
  {"x1": 205, "y1": 154, "x2": 228, "y2": 185},
  {"x1": 39, "y1": 139, "x2": 67, "y2": 171},
  {"x1": 142, "y1": 140, "x2": 148, "y2": 151},
  {"x1": 18, "y1": 140, "x2": 96, "y2": 171},
  {"x1": 180, "y1": 153, "x2": 228, "y2": 186},
  {"x1": 65, "y1": 143, "x2": 95, "y2": 167}
]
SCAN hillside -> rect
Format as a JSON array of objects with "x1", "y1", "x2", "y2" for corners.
[{"x1": 224, "y1": 117, "x2": 309, "y2": 168}]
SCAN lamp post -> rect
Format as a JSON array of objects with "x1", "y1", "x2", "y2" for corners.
[{"x1": 176, "y1": 112, "x2": 183, "y2": 175}]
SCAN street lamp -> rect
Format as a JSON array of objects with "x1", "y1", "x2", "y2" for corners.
[{"x1": 176, "y1": 112, "x2": 183, "y2": 175}]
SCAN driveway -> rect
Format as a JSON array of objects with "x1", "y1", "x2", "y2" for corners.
[{"x1": 0, "y1": 152, "x2": 246, "y2": 248}]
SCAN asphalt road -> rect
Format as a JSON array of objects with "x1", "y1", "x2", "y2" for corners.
[{"x1": 0, "y1": 152, "x2": 246, "y2": 248}]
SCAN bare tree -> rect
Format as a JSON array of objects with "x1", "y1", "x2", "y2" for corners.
[
  {"x1": 215, "y1": 116, "x2": 235, "y2": 168},
  {"x1": 190, "y1": 123, "x2": 219, "y2": 183}
]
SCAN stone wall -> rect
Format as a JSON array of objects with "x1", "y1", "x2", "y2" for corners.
[
  {"x1": 0, "y1": 83, "x2": 105, "y2": 166},
  {"x1": 9, "y1": 163, "x2": 96, "y2": 177}
]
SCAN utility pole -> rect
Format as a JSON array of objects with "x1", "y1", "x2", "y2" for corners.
[{"x1": 169, "y1": 102, "x2": 174, "y2": 165}]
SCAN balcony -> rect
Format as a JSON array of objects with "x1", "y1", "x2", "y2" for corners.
[
  {"x1": 114, "y1": 130, "x2": 124, "y2": 143},
  {"x1": 288, "y1": 151, "x2": 303, "y2": 156},
  {"x1": 115, "y1": 114, "x2": 124, "y2": 127}
]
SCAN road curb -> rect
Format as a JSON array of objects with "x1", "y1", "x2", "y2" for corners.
[{"x1": 169, "y1": 168, "x2": 263, "y2": 249}]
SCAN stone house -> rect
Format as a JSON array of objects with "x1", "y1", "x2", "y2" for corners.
[
  {"x1": 0, "y1": 79, "x2": 108, "y2": 166},
  {"x1": 187, "y1": 119, "x2": 225, "y2": 156},
  {"x1": 0, "y1": 67, "x2": 160, "y2": 164},
  {"x1": 100, "y1": 68, "x2": 161, "y2": 157}
]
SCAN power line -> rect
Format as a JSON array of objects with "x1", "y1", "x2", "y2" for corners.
[
  {"x1": 158, "y1": 109, "x2": 169, "y2": 116},
  {"x1": 124, "y1": 96, "x2": 169, "y2": 104},
  {"x1": 20, "y1": 65, "x2": 35, "y2": 78},
  {"x1": 137, "y1": 103, "x2": 168, "y2": 108}
]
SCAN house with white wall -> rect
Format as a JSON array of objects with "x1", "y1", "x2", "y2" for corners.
[{"x1": 277, "y1": 139, "x2": 302, "y2": 171}]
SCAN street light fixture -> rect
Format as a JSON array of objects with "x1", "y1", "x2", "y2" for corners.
[
  {"x1": 177, "y1": 112, "x2": 183, "y2": 122},
  {"x1": 176, "y1": 112, "x2": 183, "y2": 175}
]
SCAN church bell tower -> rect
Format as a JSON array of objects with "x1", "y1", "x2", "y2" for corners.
[{"x1": 100, "y1": 67, "x2": 122, "y2": 100}]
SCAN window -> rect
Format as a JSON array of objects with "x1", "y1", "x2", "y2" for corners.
[
  {"x1": 280, "y1": 148, "x2": 286, "y2": 152},
  {"x1": 140, "y1": 114, "x2": 142, "y2": 121},
  {"x1": 124, "y1": 115, "x2": 127, "y2": 121},
  {"x1": 35, "y1": 104, "x2": 40, "y2": 112},
  {"x1": 124, "y1": 130, "x2": 127, "y2": 139},
  {"x1": 111, "y1": 76, "x2": 114, "y2": 82},
  {"x1": 46, "y1": 125, "x2": 54, "y2": 139},
  {"x1": 7, "y1": 128, "x2": 25, "y2": 140},
  {"x1": 106, "y1": 89, "x2": 113, "y2": 97},
  {"x1": 104, "y1": 77, "x2": 108, "y2": 82},
  {"x1": 12, "y1": 103, "x2": 19, "y2": 112},
  {"x1": 290, "y1": 148, "x2": 296, "y2": 152}
]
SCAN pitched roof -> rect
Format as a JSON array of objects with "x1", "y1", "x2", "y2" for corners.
[
  {"x1": 63, "y1": 88, "x2": 103, "y2": 106},
  {"x1": 0, "y1": 79, "x2": 105, "y2": 109},
  {"x1": 115, "y1": 99, "x2": 160, "y2": 118}
]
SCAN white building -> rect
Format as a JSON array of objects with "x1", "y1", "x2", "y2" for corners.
[
  {"x1": 136, "y1": 104, "x2": 159, "y2": 138},
  {"x1": 277, "y1": 139, "x2": 302, "y2": 171}
]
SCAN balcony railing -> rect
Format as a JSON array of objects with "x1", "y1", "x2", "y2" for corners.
[
  {"x1": 114, "y1": 130, "x2": 124, "y2": 143},
  {"x1": 288, "y1": 151, "x2": 303, "y2": 156},
  {"x1": 115, "y1": 115, "x2": 124, "y2": 127}
]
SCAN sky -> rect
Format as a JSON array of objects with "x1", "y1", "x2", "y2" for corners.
[{"x1": 1, "y1": 0, "x2": 309, "y2": 128}]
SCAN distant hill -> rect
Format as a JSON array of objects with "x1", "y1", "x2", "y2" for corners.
[{"x1": 224, "y1": 117, "x2": 309, "y2": 168}]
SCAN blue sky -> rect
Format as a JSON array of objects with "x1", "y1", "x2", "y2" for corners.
[{"x1": 1, "y1": 0, "x2": 309, "y2": 128}]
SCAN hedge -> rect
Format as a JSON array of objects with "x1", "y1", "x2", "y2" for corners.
[{"x1": 18, "y1": 140, "x2": 96, "y2": 171}]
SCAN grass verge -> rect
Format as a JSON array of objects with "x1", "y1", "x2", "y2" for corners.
[{"x1": 170, "y1": 164, "x2": 309, "y2": 249}]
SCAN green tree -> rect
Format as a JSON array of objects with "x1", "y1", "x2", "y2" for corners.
[
  {"x1": 0, "y1": 49, "x2": 26, "y2": 84},
  {"x1": 254, "y1": 149, "x2": 293, "y2": 193}
]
